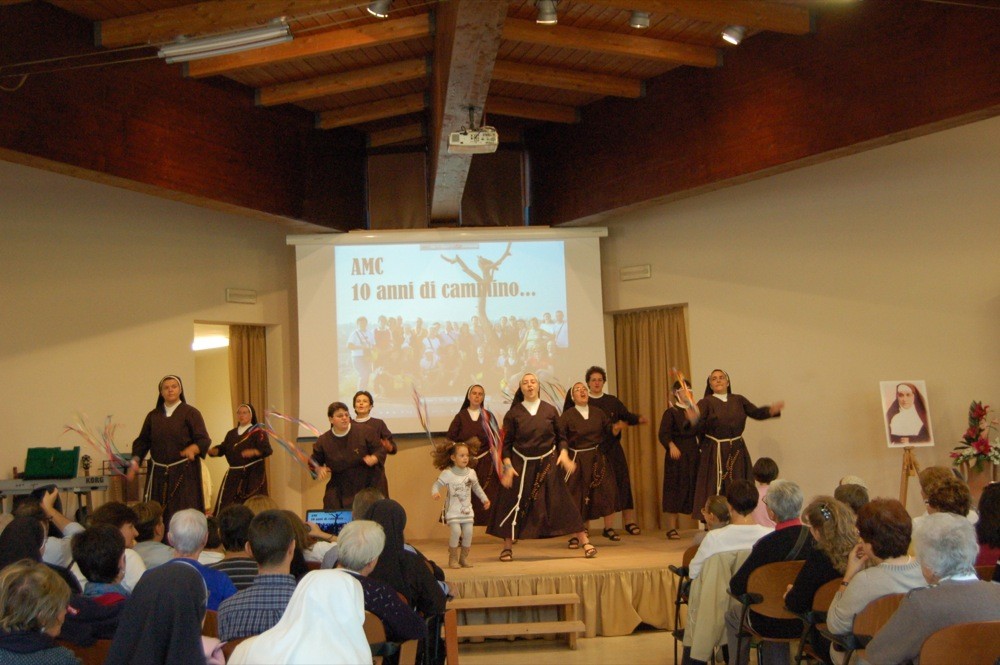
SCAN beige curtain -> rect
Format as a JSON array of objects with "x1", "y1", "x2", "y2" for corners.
[
  {"x1": 229, "y1": 325, "x2": 268, "y2": 419},
  {"x1": 612, "y1": 306, "x2": 691, "y2": 531}
]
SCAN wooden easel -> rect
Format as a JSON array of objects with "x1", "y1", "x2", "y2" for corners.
[{"x1": 898, "y1": 446, "x2": 921, "y2": 503}]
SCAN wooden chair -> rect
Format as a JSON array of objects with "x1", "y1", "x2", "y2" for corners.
[
  {"x1": 668, "y1": 544, "x2": 700, "y2": 664},
  {"x1": 222, "y1": 636, "x2": 249, "y2": 661},
  {"x1": 202, "y1": 608, "x2": 218, "y2": 638},
  {"x1": 823, "y1": 592, "x2": 904, "y2": 665},
  {"x1": 364, "y1": 609, "x2": 421, "y2": 665},
  {"x1": 974, "y1": 564, "x2": 995, "y2": 581},
  {"x1": 731, "y1": 560, "x2": 806, "y2": 662},
  {"x1": 793, "y1": 577, "x2": 842, "y2": 664},
  {"x1": 919, "y1": 620, "x2": 1000, "y2": 664},
  {"x1": 443, "y1": 607, "x2": 459, "y2": 665},
  {"x1": 305, "y1": 559, "x2": 322, "y2": 571},
  {"x1": 57, "y1": 638, "x2": 112, "y2": 665}
]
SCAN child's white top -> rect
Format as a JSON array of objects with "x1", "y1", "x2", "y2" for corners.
[{"x1": 432, "y1": 466, "x2": 488, "y2": 523}]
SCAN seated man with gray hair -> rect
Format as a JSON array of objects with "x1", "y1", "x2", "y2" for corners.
[
  {"x1": 866, "y1": 513, "x2": 1000, "y2": 665},
  {"x1": 724, "y1": 479, "x2": 813, "y2": 665},
  {"x1": 336, "y1": 520, "x2": 427, "y2": 642},
  {"x1": 167, "y1": 508, "x2": 236, "y2": 611}
]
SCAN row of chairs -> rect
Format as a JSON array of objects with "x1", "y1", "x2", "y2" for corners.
[{"x1": 670, "y1": 545, "x2": 998, "y2": 665}]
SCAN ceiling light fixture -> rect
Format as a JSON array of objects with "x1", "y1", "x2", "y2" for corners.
[
  {"x1": 158, "y1": 22, "x2": 291, "y2": 64},
  {"x1": 629, "y1": 11, "x2": 650, "y2": 29},
  {"x1": 367, "y1": 0, "x2": 393, "y2": 18},
  {"x1": 721, "y1": 25, "x2": 746, "y2": 46},
  {"x1": 535, "y1": 0, "x2": 558, "y2": 25}
]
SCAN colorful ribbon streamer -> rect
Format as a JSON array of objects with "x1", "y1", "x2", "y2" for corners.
[{"x1": 63, "y1": 414, "x2": 128, "y2": 475}]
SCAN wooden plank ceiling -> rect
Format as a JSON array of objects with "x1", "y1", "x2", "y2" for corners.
[{"x1": 36, "y1": 0, "x2": 817, "y2": 221}]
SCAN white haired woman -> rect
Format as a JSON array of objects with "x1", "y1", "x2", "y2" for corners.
[{"x1": 866, "y1": 513, "x2": 1000, "y2": 665}]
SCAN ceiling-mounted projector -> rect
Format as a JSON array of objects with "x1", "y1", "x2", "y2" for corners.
[{"x1": 447, "y1": 126, "x2": 499, "y2": 154}]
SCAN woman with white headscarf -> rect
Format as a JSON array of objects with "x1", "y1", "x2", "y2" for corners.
[{"x1": 227, "y1": 569, "x2": 370, "y2": 665}]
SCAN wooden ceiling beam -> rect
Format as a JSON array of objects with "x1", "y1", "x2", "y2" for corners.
[
  {"x1": 492, "y1": 60, "x2": 643, "y2": 98},
  {"x1": 486, "y1": 96, "x2": 579, "y2": 124},
  {"x1": 581, "y1": 0, "x2": 812, "y2": 35},
  {"x1": 98, "y1": 0, "x2": 360, "y2": 48},
  {"x1": 367, "y1": 123, "x2": 426, "y2": 147},
  {"x1": 428, "y1": 0, "x2": 509, "y2": 222},
  {"x1": 186, "y1": 14, "x2": 432, "y2": 78},
  {"x1": 258, "y1": 58, "x2": 428, "y2": 106},
  {"x1": 501, "y1": 17, "x2": 718, "y2": 68},
  {"x1": 316, "y1": 92, "x2": 426, "y2": 129}
]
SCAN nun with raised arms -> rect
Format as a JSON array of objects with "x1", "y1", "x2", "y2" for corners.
[{"x1": 690, "y1": 369, "x2": 783, "y2": 522}]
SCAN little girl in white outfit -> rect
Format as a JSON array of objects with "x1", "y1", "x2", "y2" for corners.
[{"x1": 431, "y1": 440, "x2": 490, "y2": 568}]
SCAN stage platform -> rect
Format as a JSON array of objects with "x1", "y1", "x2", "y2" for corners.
[{"x1": 411, "y1": 530, "x2": 692, "y2": 638}]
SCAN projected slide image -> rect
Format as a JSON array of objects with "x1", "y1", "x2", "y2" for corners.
[{"x1": 334, "y1": 240, "x2": 569, "y2": 416}]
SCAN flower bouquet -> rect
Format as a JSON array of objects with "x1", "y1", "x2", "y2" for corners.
[{"x1": 951, "y1": 401, "x2": 1000, "y2": 471}]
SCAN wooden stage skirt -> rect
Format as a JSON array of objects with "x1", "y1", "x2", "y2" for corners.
[{"x1": 412, "y1": 530, "x2": 690, "y2": 638}]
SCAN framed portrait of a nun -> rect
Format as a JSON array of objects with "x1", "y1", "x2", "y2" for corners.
[{"x1": 880, "y1": 380, "x2": 934, "y2": 447}]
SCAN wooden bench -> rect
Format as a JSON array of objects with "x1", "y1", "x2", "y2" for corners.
[{"x1": 446, "y1": 592, "x2": 585, "y2": 649}]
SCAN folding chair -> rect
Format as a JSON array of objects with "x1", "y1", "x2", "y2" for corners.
[
  {"x1": 793, "y1": 577, "x2": 842, "y2": 664},
  {"x1": 58, "y1": 638, "x2": 112, "y2": 665},
  {"x1": 822, "y1": 593, "x2": 903, "y2": 665},
  {"x1": 919, "y1": 620, "x2": 1000, "y2": 664},
  {"x1": 730, "y1": 560, "x2": 805, "y2": 664},
  {"x1": 668, "y1": 544, "x2": 700, "y2": 664},
  {"x1": 683, "y1": 549, "x2": 752, "y2": 664},
  {"x1": 202, "y1": 608, "x2": 219, "y2": 638}
]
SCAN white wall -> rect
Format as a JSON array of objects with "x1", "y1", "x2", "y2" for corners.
[
  {"x1": 0, "y1": 162, "x2": 302, "y2": 511},
  {"x1": 599, "y1": 116, "x2": 1000, "y2": 514}
]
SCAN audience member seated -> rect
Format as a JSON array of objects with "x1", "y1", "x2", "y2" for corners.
[
  {"x1": 825, "y1": 498, "x2": 926, "y2": 664},
  {"x1": 227, "y1": 570, "x2": 370, "y2": 665},
  {"x1": 282, "y1": 511, "x2": 313, "y2": 581},
  {"x1": 20, "y1": 489, "x2": 82, "y2": 570},
  {"x1": 321, "y1": 488, "x2": 386, "y2": 569},
  {"x1": 912, "y1": 467, "x2": 978, "y2": 530},
  {"x1": 198, "y1": 516, "x2": 225, "y2": 565},
  {"x1": 689, "y1": 481, "x2": 771, "y2": 580},
  {"x1": 242, "y1": 494, "x2": 280, "y2": 515},
  {"x1": 210, "y1": 505, "x2": 258, "y2": 591},
  {"x1": 132, "y1": 500, "x2": 174, "y2": 569},
  {"x1": 725, "y1": 479, "x2": 812, "y2": 665},
  {"x1": 0, "y1": 560, "x2": 78, "y2": 664},
  {"x1": 865, "y1": 513, "x2": 1000, "y2": 665},
  {"x1": 925, "y1": 476, "x2": 972, "y2": 518},
  {"x1": 837, "y1": 475, "x2": 866, "y2": 489},
  {"x1": 784, "y1": 497, "x2": 857, "y2": 663},
  {"x1": 751, "y1": 458, "x2": 779, "y2": 528},
  {"x1": 106, "y1": 556, "x2": 225, "y2": 665},
  {"x1": 217, "y1": 509, "x2": 298, "y2": 643},
  {"x1": 0, "y1": 514, "x2": 80, "y2": 594},
  {"x1": 336, "y1": 520, "x2": 427, "y2": 642},
  {"x1": 283, "y1": 510, "x2": 332, "y2": 566},
  {"x1": 74, "y1": 502, "x2": 146, "y2": 592},
  {"x1": 72, "y1": 525, "x2": 129, "y2": 606},
  {"x1": 833, "y1": 484, "x2": 869, "y2": 516},
  {"x1": 168, "y1": 509, "x2": 236, "y2": 611},
  {"x1": 362, "y1": 500, "x2": 448, "y2": 616},
  {"x1": 693, "y1": 495, "x2": 730, "y2": 547},
  {"x1": 974, "y1": 482, "x2": 999, "y2": 566}
]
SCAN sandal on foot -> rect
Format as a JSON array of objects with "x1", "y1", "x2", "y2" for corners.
[
  {"x1": 665, "y1": 529, "x2": 680, "y2": 540},
  {"x1": 499, "y1": 548, "x2": 513, "y2": 562},
  {"x1": 568, "y1": 537, "x2": 580, "y2": 549},
  {"x1": 602, "y1": 527, "x2": 622, "y2": 542},
  {"x1": 624, "y1": 523, "x2": 641, "y2": 536},
  {"x1": 583, "y1": 543, "x2": 597, "y2": 558}
]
